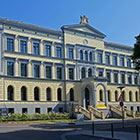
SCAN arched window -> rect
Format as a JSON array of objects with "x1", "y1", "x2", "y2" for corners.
[
  {"x1": 135, "y1": 91, "x2": 139, "y2": 102},
  {"x1": 108, "y1": 90, "x2": 111, "y2": 102},
  {"x1": 46, "y1": 87, "x2": 51, "y2": 101},
  {"x1": 21, "y1": 86, "x2": 27, "y2": 101},
  {"x1": 7, "y1": 85, "x2": 14, "y2": 101},
  {"x1": 81, "y1": 67, "x2": 86, "y2": 79},
  {"x1": 34, "y1": 87, "x2": 39, "y2": 101},
  {"x1": 88, "y1": 68, "x2": 92, "y2": 77},
  {"x1": 115, "y1": 91, "x2": 118, "y2": 101},
  {"x1": 57, "y1": 88, "x2": 62, "y2": 101},
  {"x1": 85, "y1": 51, "x2": 88, "y2": 61},
  {"x1": 99, "y1": 89, "x2": 103, "y2": 101},
  {"x1": 89, "y1": 52, "x2": 92, "y2": 61},
  {"x1": 129, "y1": 91, "x2": 132, "y2": 101},
  {"x1": 80, "y1": 50, "x2": 83, "y2": 60},
  {"x1": 70, "y1": 88, "x2": 74, "y2": 101}
]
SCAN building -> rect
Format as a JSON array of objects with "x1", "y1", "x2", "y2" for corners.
[{"x1": 0, "y1": 16, "x2": 139, "y2": 115}]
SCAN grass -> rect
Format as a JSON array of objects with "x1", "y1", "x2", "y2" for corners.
[{"x1": 0, "y1": 119, "x2": 77, "y2": 124}]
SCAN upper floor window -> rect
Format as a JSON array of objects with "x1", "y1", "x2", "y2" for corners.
[
  {"x1": 57, "y1": 67, "x2": 62, "y2": 79},
  {"x1": 88, "y1": 68, "x2": 92, "y2": 77},
  {"x1": 89, "y1": 52, "x2": 92, "y2": 61},
  {"x1": 121, "y1": 72, "x2": 125, "y2": 84},
  {"x1": 56, "y1": 47, "x2": 62, "y2": 58},
  {"x1": 45, "y1": 44, "x2": 51, "y2": 57},
  {"x1": 128, "y1": 73, "x2": 132, "y2": 84},
  {"x1": 127, "y1": 57, "x2": 131, "y2": 68},
  {"x1": 69, "y1": 68, "x2": 74, "y2": 80},
  {"x1": 113, "y1": 55, "x2": 117, "y2": 66},
  {"x1": 21, "y1": 63, "x2": 27, "y2": 77},
  {"x1": 81, "y1": 67, "x2": 86, "y2": 79},
  {"x1": 114, "y1": 72, "x2": 118, "y2": 83},
  {"x1": 97, "y1": 52, "x2": 102, "y2": 63},
  {"x1": 33, "y1": 42, "x2": 40, "y2": 55},
  {"x1": 68, "y1": 47, "x2": 73, "y2": 59},
  {"x1": 134, "y1": 75, "x2": 138, "y2": 85},
  {"x1": 20, "y1": 40, "x2": 27, "y2": 53},
  {"x1": 105, "y1": 53, "x2": 110, "y2": 65},
  {"x1": 7, "y1": 61, "x2": 14, "y2": 76},
  {"x1": 98, "y1": 70, "x2": 103, "y2": 77},
  {"x1": 120, "y1": 56, "x2": 125, "y2": 67},
  {"x1": 99, "y1": 90, "x2": 103, "y2": 101},
  {"x1": 7, "y1": 38, "x2": 14, "y2": 51},
  {"x1": 80, "y1": 50, "x2": 83, "y2": 60},
  {"x1": 106, "y1": 71, "x2": 111, "y2": 82},
  {"x1": 34, "y1": 64, "x2": 40, "y2": 78},
  {"x1": 85, "y1": 51, "x2": 88, "y2": 61},
  {"x1": 46, "y1": 66, "x2": 52, "y2": 79}
]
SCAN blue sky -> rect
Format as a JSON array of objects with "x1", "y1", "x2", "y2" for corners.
[{"x1": 0, "y1": 0, "x2": 140, "y2": 46}]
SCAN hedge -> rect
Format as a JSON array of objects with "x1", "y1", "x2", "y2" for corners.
[{"x1": 0, "y1": 112, "x2": 69, "y2": 121}]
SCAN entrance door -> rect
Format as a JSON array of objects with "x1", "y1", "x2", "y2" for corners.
[{"x1": 85, "y1": 87, "x2": 90, "y2": 109}]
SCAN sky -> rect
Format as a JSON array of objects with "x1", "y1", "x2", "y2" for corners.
[{"x1": 0, "y1": 0, "x2": 140, "y2": 46}]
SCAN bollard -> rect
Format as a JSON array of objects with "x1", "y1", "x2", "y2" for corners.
[
  {"x1": 136, "y1": 125, "x2": 139, "y2": 140},
  {"x1": 92, "y1": 122, "x2": 94, "y2": 135},
  {"x1": 111, "y1": 123, "x2": 114, "y2": 138}
]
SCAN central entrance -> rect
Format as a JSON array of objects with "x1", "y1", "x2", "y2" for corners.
[{"x1": 85, "y1": 87, "x2": 90, "y2": 109}]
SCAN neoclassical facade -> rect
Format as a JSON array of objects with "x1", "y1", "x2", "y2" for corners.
[{"x1": 0, "y1": 16, "x2": 139, "y2": 115}]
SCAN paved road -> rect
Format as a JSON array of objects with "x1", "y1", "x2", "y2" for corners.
[{"x1": 0, "y1": 119, "x2": 139, "y2": 140}]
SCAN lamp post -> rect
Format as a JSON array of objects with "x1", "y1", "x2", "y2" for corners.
[{"x1": 117, "y1": 86, "x2": 125, "y2": 128}]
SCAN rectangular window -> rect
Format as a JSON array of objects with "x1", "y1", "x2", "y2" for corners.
[
  {"x1": 69, "y1": 68, "x2": 74, "y2": 80},
  {"x1": 56, "y1": 47, "x2": 62, "y2": 58},
  {"x1": 58, "y1": 107, "x2": 63, "y2": 113},
  {"x1": 47, "y1": 107, "x2": 52, "y2": 113},
  {"x1": 57, "y1": 67, "x2": 62, "y2": 79},
  {"x1": 113, "y1": 55, "x2": 117, "y2": 66},
  {"x1": 34, "y1": 64, "x2": 40, "y2": 78},
  {"x1": 21, "y1": 63, "x2": 27, "y2": 77},
  {"x1": 7, "y1": 61, "x2": 14, "y2": 76},
  {"x1": 68, "y1": 48, "x2": 73, "y2": 59},
  {"x1": 8, "y1": 108, "x2": 14, "y2": 114},
  {"x1": 35, "y1": 108, "x2": 40, "y2": 114},
  {"x1": 105, "y1": 54, "x2": 110, "y2": 65},
  {"x1": 120, "y1": 57, "x2": 125, "y2": 67},
  {"x1": 98, "y1": 71, "x2": 103, "y2": 77},
  {"x1": 134, "y1": 75, "x2": 138, "y2": 85},
  {"x1": 7, "y1": 38, "x2": 14, "y2": 51},
  {"x1": 127, "y1": 58, "x2": 131, "y2": 68},
  {"x1": 45, "y1": 44, "x2": 51, "y2": 57},
  {"x1": 106, "y1": 72, "x2": 111, "y2": 82},
  {"x1": 33, "y1": 42, "x2": 39, "y2": 55},
  {"x1": 121, "y1": 73, "x2": 125, "y2": 84},
  {"x1": 128, "y1": 74, "x2": 132, "y2": 84},
  {"x1": 22, "y1": 108, "x2": 28, "y2": 114},
  {"x1": 20, "y1": 40, "x2": 27, "y2": 53},
  {"x1": 114, "y1": 73, "x2": 118, "y2": 83},
  {"x1": 98, "y1": 53, "x2": 102, "y2": 63},
  {"x1": 46, "y1": 66, "x2": 51, "y2": 79}
]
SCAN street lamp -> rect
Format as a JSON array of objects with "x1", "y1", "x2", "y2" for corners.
[{"x1": 117, "y1": 86, "x2": 125, "y2": 128}]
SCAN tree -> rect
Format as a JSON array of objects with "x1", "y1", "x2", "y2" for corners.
[{"x1": 131, "y1": 34, "x2": 140, "y2": 71}]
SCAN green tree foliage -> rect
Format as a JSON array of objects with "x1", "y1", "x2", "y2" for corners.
[{"x1": 132, "y1": 34, "x2": 140, "y2": 70}]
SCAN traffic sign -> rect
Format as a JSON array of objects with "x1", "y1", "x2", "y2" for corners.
[{"x1": 120, "y1": 101, "x2": 124, "y2": 107}]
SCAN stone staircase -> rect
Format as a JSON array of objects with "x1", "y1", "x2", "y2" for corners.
[
  {"x1": 109, "y1": 105, "x2": 135, "y2": 118},
  {"x1": 75, "y1": 106, "x2": 104, "y2": 120}
]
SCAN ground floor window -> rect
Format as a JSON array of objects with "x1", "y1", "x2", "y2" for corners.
[
  {"x1": 8, "y1": 108, "x2": 14, "y2": 114},
  {"x1": 35, "y1": 108, "x2": 40, "y2": 114},
  {"x1": 22, "y1": 108, "x2": 28, "y2": 113},
  {"x1": 47, "y1": 107, "x2": 52, "y2": 113},
  {"x1": 130, "y1": 106, "x2": 133, "y2": 111},
  {"x1": 58, "y1": 107, "x2": 63, "y2": 113}
]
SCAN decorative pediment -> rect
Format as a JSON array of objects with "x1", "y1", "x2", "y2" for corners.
[{"x1": 61, "y1": 24, "x2": 106, "y2": 39}]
